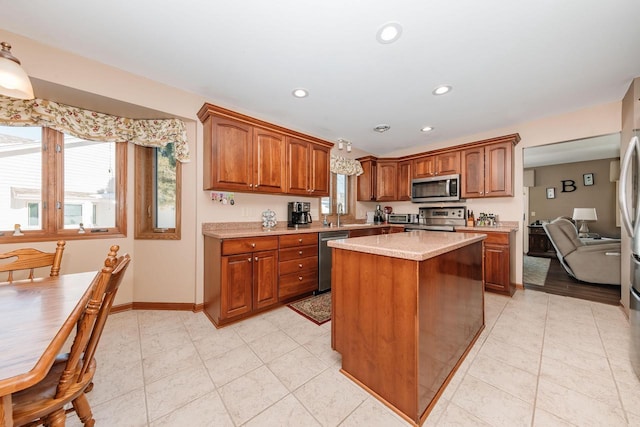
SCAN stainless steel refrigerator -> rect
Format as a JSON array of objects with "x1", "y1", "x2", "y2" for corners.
[{"x1": 620, "y1": 135, "x2": 640, "y2": 378}]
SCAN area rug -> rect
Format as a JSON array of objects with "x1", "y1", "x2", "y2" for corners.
[
  {"x1": 288, "y1": 292, "x2": 331, "y2": 325},
  {"x1": 523, "y1": 255, "x2": 551, "y2": 286}
]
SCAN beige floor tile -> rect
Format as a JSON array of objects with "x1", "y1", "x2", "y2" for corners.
[
  {"x1": 302, "y1": 330, "x2": 342, "y2": 366},
  {"x1": 532, "y1": 407, "x2": 577, "y2": 427},
  {"x1": 137, "y1": 310, "x2": 186, "y2": 337},
  {"x1": 140, "y1": 324, "x2": 192, "y2": 358},
  {"x1": 293, "y1": 369, "x2": 368, "y2": 426},
  {"x1": 423, "y1": 396, "x2": 449, "y2": 426},
  {"x1": 541, "y1": 339, "x2": 611, "y2": 377},
  {"x1": 267, "y1": 346, "x2": 329, "y2": 391},
  {"x1": 142, "y1": 341, "x2": 202, "y2": 384},
  {"x1": 191, "y1": 325, "x2": 245, "y2": 360},
  {"x1": 615, "y1": 377, "x2": 640, "y2": 417},
  {"x1": 540, "y1": 356, "x2": 621, "y2": 408},
  {"x1": 181, "y1": 312, "x2": 218, "y2": 341},
  {"x1": 451, "y1": 374, "x2": 533, "y2": 427},
  {"x1": 88, "y1": 356, "x2": 144, "y2": 406},
  {"x1": 467, "y1": 354, "x2": 538, "y2": 403},
  {"x1": 77, "y1": 387, "x2": 148, "y2": 427},
  {"x1": 149, "y1": 390, "x2": 234, "y2": 427},
  {"x1": 244, "y1": 394, "x2": 321, "y2": 427},
  {"x1": 263, "y1": 305, "x2": 309, "y2": 329},
  {"x1": 341, "y1": 396, "x2": 409, "y2": 427},
  {"x1": 233, "y1": 315, "x2": 280, "y2": 342},
  {"x1": 218, "y1": 365, "x2": 289, "y2": 425},
  {"x1": 145, "y1": 364, "x2": 215, "y2": 422},
  {"x1": 203, "y1": 343, "x2": 263, "y2": 387},
  {"x1": 536, "y1": 378, "x2": 627, "y2": 427},
  {"x1": 477, "y1": 335, "x2": 541, "y2": 376},
  {"x1": 247, "y1": 329, "x2": 300, "y2": 363},
  {"x1": 281, "y1": 316, "x2": 329, "y2": 345},
  {"x1": 434, "y1": 401, "x2": 493, "y2": 426}
]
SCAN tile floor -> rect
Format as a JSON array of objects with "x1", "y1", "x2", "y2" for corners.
[{"x1": 65, "y1": 289, "x2": 640, "y2": 426}]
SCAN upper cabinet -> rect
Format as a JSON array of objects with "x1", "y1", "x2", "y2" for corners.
[
  {"x1": 357, "y1": 157, "x2": 377, "y2": 201},
  {"x1": 461, "y1": 137, "x2": 518, "y2": 198},
  {"x1": 413, "y1": 152, "x2": 460, "y2": 178},
  {"x1": 357, "y1": 133, "x2": 519, "y2": 202},
  {"x1": 286, "y1": 137, "x2": 330, "y2": 197},
  {"x1": 198, "y1": 103, "x2": 333, "y2": 195}
]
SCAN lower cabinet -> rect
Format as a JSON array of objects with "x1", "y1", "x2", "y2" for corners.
[
  {"x1": 482, "y1": 231, "x2": 515, "y2": 295},
  {"x1": 204, "y1": 235, "x2": 279, "y2": 326},
  {"x1": 456, "y1": 229, "x2": 514, "y2": 295},
  {"x1": 278, "y1": 233, "x2": 318, "y2": 300}
]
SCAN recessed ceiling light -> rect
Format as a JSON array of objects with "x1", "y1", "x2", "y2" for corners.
[
  {"x1": 432, "y1": 85, "x2": 452, "y2": 95},
  {"x1": 376, "y1": 22, "x2": 403, "y2": 44},
  {"x1": 373, "y1": 124, "x2": 391, "y2": 133},
  {"x1": 292, "y1": 88, "x2": 308, "y2": 98},
  {"x1": 421, "y1": 126, "x2": 434, "y2": 132}
]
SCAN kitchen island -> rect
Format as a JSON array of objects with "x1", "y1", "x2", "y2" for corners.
[{"x1": 328, "y1": 230, "x2": 486, "y2": 426}]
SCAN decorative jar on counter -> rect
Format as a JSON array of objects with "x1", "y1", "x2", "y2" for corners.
[{"x1": 261, "y1": 209, "x2": 277, "y2": 230}]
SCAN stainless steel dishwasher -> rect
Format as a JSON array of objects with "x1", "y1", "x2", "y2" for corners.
[{"x1": 318, "y1": 230, "x2": 350, "y2": 293}]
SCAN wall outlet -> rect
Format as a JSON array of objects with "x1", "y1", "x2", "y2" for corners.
[{"x1": 531, "y1": 211, "x2": 536, "y2": 217}]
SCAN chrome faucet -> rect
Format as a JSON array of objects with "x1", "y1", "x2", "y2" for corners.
[{"x1": 337, "y1": 203, "x2": 343, "y2": 227}]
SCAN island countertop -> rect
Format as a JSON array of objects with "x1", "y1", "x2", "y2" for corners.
[{"x1": 327, "y1": 230, "x2": 486, "y2": 261}]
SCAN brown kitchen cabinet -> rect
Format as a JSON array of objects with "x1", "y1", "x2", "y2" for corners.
[
  {"x1": 286, "y1": 137, "x2": 331, "y2": 197},
  {"x1": 357, "y1": 156, "x2": 377, "y2": 201},
  {"x1": 397, "y1": 160, "x2": 412, "y2": 201},
  {"x1": 375, "y1": 160, "x2": 398, "y2": 201},
  {"x1": 461, "y1": 139, "x2": 516, "y2": 198},
  {"x1": 198, "y1": 103, "x2": 333, "y2": 195},
  {"x1": 528, "y1": 225, "x2": 555, "y2": 257},
  {"x1": 204, "y1": 235, "x2": 279, "y2": 327},
  {"x1": 483, "y1": 231, "x2": 515, "y2": 295},
  {"x1": 278, "y1": 233, "x2": 319, "y2": 300},
  {"x1": 413, "y1": 151, "x2": 460, "y2": 178}
]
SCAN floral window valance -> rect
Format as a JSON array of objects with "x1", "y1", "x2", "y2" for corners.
[
  {"x1": 330, "y1": 154, "x2": 364, "y2": 176},
  {"x1": 0, "y1": 96, "x2": 190, "y2": 162}
]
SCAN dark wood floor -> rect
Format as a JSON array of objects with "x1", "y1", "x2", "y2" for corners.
[{"x1": 524, "y1": 257, "x2": 621, "y2": 305}]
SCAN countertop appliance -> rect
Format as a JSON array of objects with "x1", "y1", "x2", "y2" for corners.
[
  {"x1": 318, "y1": 230, "x2": 350, "y2": 293},
  {"x1": 619, "y1": 135, "x2": 640, "y2": 379},
  {"x1": 288, "y1": 201, "x2": 312, "y2": 228},
  {"x1": 411, "y1": 174, "x2": 461, "y2": 203},
  {"x1": 388, "y1": 213, "x2": 419, "y2": 224},
  {"x1": 405, "y1": 206, "x2": 467, "y2": 232}
]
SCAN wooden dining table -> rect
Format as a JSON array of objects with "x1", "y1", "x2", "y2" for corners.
[{"x1": 0, "y1": 271, "x2": 96, "y2": 427}]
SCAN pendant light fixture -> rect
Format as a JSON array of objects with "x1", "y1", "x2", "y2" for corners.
[{"x1": 0, "y1": 42, "x2": 35, "y2": 100}]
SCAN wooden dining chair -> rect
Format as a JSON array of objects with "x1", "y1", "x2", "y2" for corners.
[
  {"x1": 0, "y1": 240, "x2": 66, "y2": 283},
  {"x1": 11, "y1": 245, "x2": 131, "y2": 427}
]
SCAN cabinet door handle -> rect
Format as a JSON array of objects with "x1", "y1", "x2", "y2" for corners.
[
  {"x1": 299, "y1": 250, "x2": 303, "y2": 255},
  {"x1": 251, "y1": 243, "x2": 256, "y2": 248},
  {"x1": 249, "y1": 183, "x2": 253, "y2": 188},
  {"x1": 247, "y1": 258, "x2": 252, "y2": 262},
  {"x1": 298, "y1": 276, "x2": 303, "y2": 281},
  {"x1": 255, "y1": 256, "x2": 258, "y2": 261},
  {"x1": 298, "y1": 238, "x2": 303, "y2": 243},
  {"x1": 298, "y1": 264, "x2": 303, "y2": 268}
]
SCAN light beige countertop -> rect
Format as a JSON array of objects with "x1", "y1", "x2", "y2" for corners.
[
  {"x1": 456, "y1": 221, "x2": 519, "y2": 233},
  {"x1": 202, "y1": 222, "x2": 401, "y2": 239},
  {"x1": 327, "y1": 230, "x2": 486, "y2": 261}
]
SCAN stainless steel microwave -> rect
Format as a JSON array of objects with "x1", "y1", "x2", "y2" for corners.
[{"x1": 411, "y1": 174, "x2": 461, "y2": 203}]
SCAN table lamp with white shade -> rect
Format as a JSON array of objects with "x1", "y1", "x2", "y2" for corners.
[{"x1": 572, "y1": 208, "x2": 598, "y2": 237}]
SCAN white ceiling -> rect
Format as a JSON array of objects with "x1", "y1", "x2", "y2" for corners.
[
  {"x1": 523, "y1": 133, "x2": 620, "y2": 168},
  {"x1": 1, "y1": 0, "x2": 639, "y2": 156}
]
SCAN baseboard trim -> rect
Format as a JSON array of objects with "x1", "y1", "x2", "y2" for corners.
[{"x1": 111, "y1": 302, "x2": 204, "y2": 313}]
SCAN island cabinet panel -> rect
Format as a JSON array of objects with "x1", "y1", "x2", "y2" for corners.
[
  {"x1": 204, "y1": 235, "x2": 279, "y2": 327},
  {"x1": 332, "y1": 241, "x2": 484, "y2": 425},
  {"x1": 278, "y1": 233, "x2": 319, "y2": 301}
]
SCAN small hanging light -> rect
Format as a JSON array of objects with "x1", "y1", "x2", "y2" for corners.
[{"x1": 0, "y1": 42, "x2": 34, "y2": 99}]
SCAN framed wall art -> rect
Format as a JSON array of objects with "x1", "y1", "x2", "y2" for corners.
[
  {"x1": 546, "y1": 187, "x2": 556, "y2": 199},
  {"x1": 583, "y1": 173, "x2": 594, "y2": 186}
]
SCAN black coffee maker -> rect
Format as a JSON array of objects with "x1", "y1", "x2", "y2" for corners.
[{"x1": 288, "y1": 202, "x2": 312, "y2": 227}]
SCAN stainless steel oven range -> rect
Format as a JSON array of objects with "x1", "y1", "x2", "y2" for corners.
[{"x1": 404, "y1": 206, "x2": 467, "y2": 232}]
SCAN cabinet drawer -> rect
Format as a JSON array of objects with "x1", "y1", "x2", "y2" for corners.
[
  {"x1": 483, "y1": 232, "x2": 509, "y2": 245},
  {"x1": 279, "y1": 246, "x2": 318, "y2": 261},
  {"x1": 279, "y1": 271, "x2": 318, "y2": 300},
  {"x1": 222, "y1": 236, "x2": 279, "y2": 255},
  {"x1": 279, "y1": 233, "x2": 318, "y2": 248},
  {"x1": 279, "y1": 257, "x2": 318, "y2": 275}
]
